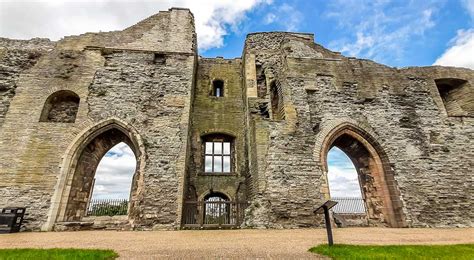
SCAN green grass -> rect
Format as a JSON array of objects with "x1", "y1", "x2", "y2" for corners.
[
  {"x1": 309, "y1": 244, "x2": 474, "y2": 259},
  {"x1": 0, "y1": 248, "x2": 118, "y2": 260}
]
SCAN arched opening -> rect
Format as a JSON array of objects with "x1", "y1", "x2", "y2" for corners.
[
  {"x1": 86, "y1": 142, "x2": 137, "y2": 217},
  {"x1": 327, "y1": 147, "x2": 367, "y2": 226},
  {"x1": 322, "y1": 124, "x2": 405, "y2": 228},
  {"x1": 270, "y1": 81, "x2": 284, "y2": 120},
  {"x1": 57, "y1": 125, "x2": 140, "y2": 223},
  {"x1": 40, "y1": 90, "x2": 80, "y2": 123},
  {"x1": 212, "y1": 79, "x2": 224, "y2": 97},
  {"x1": 203, "y1": 192, "x2": 230, "y2": 225}
]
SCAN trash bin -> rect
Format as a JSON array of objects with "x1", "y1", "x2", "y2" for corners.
[{"x1": 0, "y1": 207, "x2": 26, "y2": 233}]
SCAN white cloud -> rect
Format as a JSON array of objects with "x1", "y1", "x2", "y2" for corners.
[
  {"x1": 0, "y1": 0, "x2": 271, "y2": 51},
  {"x1": 327, "y1": 147, "x2": 362, "y2": 198},
  {"x1": 264, "y1": 13, "x2": 277, "y2": 24},
  {"x1": 462, "y1": 0, "x2": 474, "y2": 20},
  {"x1": 91, "y1": 142, "x2": 137, "y2": 199},
  {"x1": 434, "y1": 29, "x2": 474, "y2": 69},
  {"x1": 184, "y1": 0, "x2": 271, "y2": 50},
  {"x1": 328, "y1": 165, "x2": 362, "y2": 198},
  {"x1": 262, "y1": 3, "x2": 302, "y2": 31},
  {"x1": 326, "y1": 0, "x2": 440, "y2": 64}
]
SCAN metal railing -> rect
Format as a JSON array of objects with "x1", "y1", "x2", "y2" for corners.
[
  {"x1": 331, "y1": 197, "x2": 366, "y2": 214},
  {"x1": 182, "y1": 201, "x2": 248, "y2": 228},
  {"x1": 86, "y1": 198, "x2": 128, "y2": 216}
]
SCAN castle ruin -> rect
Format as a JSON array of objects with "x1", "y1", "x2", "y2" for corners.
[{"x1": 0, "y1": 8, "x2": 472, "y2": 231}]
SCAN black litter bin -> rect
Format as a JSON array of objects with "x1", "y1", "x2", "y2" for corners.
[{"x1": 0, "y1": 207, "x2": 26, "y2": 233}]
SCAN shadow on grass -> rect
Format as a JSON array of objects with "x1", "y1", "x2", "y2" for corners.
[
  {"x1": 0, "y1": 248, "x2": 118, "y2": 260},
  {"x1": 309, "y1": 244, "x2": 474, "y2": 259}
]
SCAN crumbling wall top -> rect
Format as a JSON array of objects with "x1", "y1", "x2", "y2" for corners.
[{"x1": 52, "y1": 8, "x2": 196, "y2": 54}]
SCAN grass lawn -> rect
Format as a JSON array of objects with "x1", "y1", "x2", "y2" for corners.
[
  {"x1": 309, "y1": 244, "x2": 474, "y2": 259},
  {"x1": 0, "y1": 248, "x2": 118, "y2": 260}
]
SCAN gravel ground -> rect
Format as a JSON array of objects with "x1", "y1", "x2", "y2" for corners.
[{"x1": 0, "y1": 228, "x2": 473, "y2": 259}]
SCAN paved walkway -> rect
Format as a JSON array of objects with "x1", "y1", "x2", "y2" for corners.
[{"x1": 0, "y1": 228, "x2": 473, "y2": 259}]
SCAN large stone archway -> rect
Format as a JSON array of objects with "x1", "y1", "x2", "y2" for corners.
[
  {"x1": 320, "y1": 123, "x2": 406, "y2": 228},
  {"x1": 44, "y1": 119, "x2": 146, "y2": 230}
]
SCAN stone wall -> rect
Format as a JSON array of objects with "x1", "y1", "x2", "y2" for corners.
[
  {"x1": 85, "y1": 50, "x2": 195, "y2": 229},
  {"x1": 243, "y1": 32, "x2": 473, "y2": 228},
  {"x1": 0, "y1": 8, "x2": 472, "y2": 231},
  {"x1": 0, "y1": 38, "x2": 54, "y2": 128},
  {"x1": 185, "y1": 57, "x2": 247, "y2": 204},
  {"x1": 0, "y1": 8, "x2": 196, "y2": 231}
]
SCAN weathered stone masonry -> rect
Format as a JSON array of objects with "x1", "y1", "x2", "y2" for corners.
[{"x1": 0, "y1": 8, "x2": 472, "y2": 231}]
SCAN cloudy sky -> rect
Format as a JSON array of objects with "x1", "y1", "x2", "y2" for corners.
[
  {"x1": 91, "y1": 142, "x2": 136, "y2": 199},
  {"x1": 327, "y1": 147, "x2": 362, "y2": 198},
  {"x1": 1, "y1": 0, "x2": 473, "y2": 68},
  {"x1": 2, "y1": 0, "x2": 472, "y2": 199}
]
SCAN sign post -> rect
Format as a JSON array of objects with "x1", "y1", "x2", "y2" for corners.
[{"x1": 314, "y1": 200, "x2": 338, "y2": 246}]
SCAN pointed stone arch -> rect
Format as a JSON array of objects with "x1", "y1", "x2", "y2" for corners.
[
  {"x1": 44, "y1": 118, "x2": 146, "y2": 230},
  {"x1": 319, "y1": 122, "x2": 406, "y2": 228}
]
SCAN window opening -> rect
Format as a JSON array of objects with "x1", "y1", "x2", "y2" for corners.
[
  {"x1": 205, "y1": 139, "x2": 231, "y2": 173},
  {"x1": 212, "y1": 79, "x2": 224, "y2": 97},
  {"x1": 434, "y1": 78, "x2": 471, "y2": 116},
  {"x1": 270, "y1": 81, "x2": 285, "y2": 120},
  {"x1": 40, "y1": 90, "x2": 80, "y2": 123}
]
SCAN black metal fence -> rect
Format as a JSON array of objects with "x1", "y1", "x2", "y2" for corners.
[
  {"x1": 331, "y1": 197, "x2": 366, "y2": 214},
  {"x1": 87, "y1": 198, "x2": 128, "y2": 216},
  {"x1": 182, "y1": 201, "x2": 248, "y2": 228}
]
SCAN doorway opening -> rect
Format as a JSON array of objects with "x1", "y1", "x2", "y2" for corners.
[
  {"x1": 327, "y1": 147, "x2": 367, "y2": 226},
  {"x1": 86, "y1": 142, "x2": 137, "y2": 217},
  {"x1": 55, "y1": 125, "x2": 141, "y2": 224},
  {"x1": 322, "y1": 124, "x2": 405, "y2": 227}
]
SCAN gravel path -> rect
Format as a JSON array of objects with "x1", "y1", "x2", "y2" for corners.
[{"x1": 0, "y1": 228, "x2": 473, "y2": 259}]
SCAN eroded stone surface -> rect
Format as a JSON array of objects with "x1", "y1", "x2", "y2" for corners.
[{"x1": 0, "y1": 8, "x2": 472, "y2": 231}]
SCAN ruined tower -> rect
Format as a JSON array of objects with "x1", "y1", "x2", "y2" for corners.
[{"x1": 0, "y1": 8, "x2": 472, "y2": 231}]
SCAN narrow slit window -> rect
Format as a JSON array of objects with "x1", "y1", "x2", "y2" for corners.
[
  {"x1": 212, "y1": 79, "x2": 224, "y2": 97},
  {"x1": 270, "y1": 81, "x2": 285, "y2": 120}
]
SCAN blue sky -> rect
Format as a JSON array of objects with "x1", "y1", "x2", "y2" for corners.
[
  {"x1": 2, "y1": 0, "x2": 472, "y2": 199},
  {"x1": 327, "y1": 147, "x2": 363, "y2": 198},
  {"x1": 201, "y1": 0, "x2": 474, "y2": 68},
  {"x1": 1, "y1": 0, "x2": 473, "y2": 68}
]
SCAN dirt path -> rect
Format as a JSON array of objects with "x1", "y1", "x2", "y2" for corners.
[{"x1": 0, "y1": 228, "x2": 473, "y2": 259}]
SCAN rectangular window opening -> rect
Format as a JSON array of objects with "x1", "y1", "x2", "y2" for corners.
[{"x1": 203, "y1": 138, "x2": 233, "y2": 174}]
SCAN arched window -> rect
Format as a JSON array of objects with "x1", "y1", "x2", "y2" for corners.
[
  {"x1": 434, "y1": 78, "x2": 472, "y2": 117},
  {"x1": 270, "y1": 81, "x2": 285, "y2": 120},
  {"x1": 204, "y1": 192, "x2": 230, "y2": 225},
  {"x1": 40, "y1": 90, "x2": 80, "y2": 123},
  {"x1": 203, "y1": 134, "x2": 233, "y2": 173},
  {"x1": 212, "y1": 79, "x2": 224, "y2": 97}
]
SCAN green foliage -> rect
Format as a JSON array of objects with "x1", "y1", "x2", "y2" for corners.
[
  {"x1": 309, "y1": 244, "x2": 474, "y2": 259},
  {"x1": 90, "y1": 201, "x2": 128, "y2": 216},
  {"x1": 0, "y1": 248, "x2": 118, "y2": 260}
]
